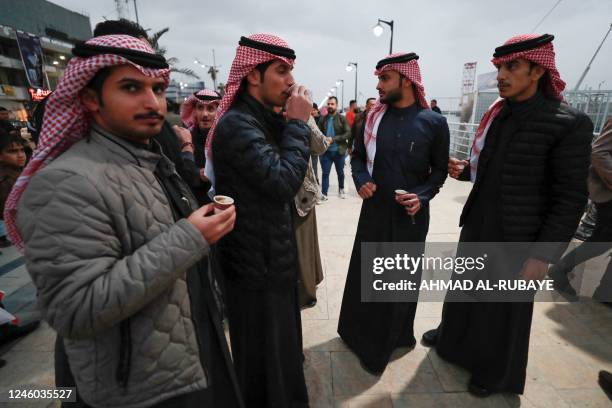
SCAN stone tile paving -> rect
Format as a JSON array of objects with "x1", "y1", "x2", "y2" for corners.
[{"x1": 1, "y1": 171, "x2": 610, "y2": 407}]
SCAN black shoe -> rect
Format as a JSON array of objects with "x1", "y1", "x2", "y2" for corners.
[
  {"x1": 397, "y1": 336, "x2": 417, "y2": 349},
  {"x1": 357, "y1": 357, "x2": 385, "y2": 376},
  {"x1": 549, "y1": 266, "x2": 577, "y2": 297},
  {"x1": 599, "y1": 370, "x2": 612, "y2": 395},
  {"x1": 303, "y1": 299, "x2": 317, "y2": 309},
  {"x1": 468, "y1": 382, "x2": 492, "y2": 398},
  {"x1": 421, "y1": 329, "x2": 438, "y2": 347},
  {"x1": 0, "y1": 237, "x2": 10, "y2": 248}
]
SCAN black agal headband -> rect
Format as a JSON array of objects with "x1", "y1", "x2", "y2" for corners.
[
  {"x1": 239, "y1": 36, "x2": 296, "y2": 60},
  {"x1": 194, "y1": 92, "x2": 221, "y2": 102},
  {"x1": 493, "y1": 34, "x2": 554, "y2": 58},
  {"x1": 376, "y1": 53, "x2": 419, "y2": 70},
  {"x1": 72, "y1": 42, "x2": 169, "y2": 69}
]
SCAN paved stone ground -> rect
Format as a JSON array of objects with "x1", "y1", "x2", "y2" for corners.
[{"x1": 1, "y1": 168, "x2": 611, "y2": 407}]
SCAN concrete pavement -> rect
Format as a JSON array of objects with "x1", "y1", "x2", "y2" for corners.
[{"x1": 0, "y1": 172, "x2": 611, "y2": 407}]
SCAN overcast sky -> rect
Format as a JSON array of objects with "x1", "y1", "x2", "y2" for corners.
[{"x1": 52, "y1": 0, "x2": 611, "y2": 108}]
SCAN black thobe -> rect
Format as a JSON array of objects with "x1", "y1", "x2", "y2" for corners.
[
  {"x1": 183, "y1": 126, "x2": 212, "y2": 205},
  {"x1": 436, "y1": 103, "x2": 534, "y2": 395},
  {"x1": 338, "y1": 104, "x2": 449, "y2": 373}
]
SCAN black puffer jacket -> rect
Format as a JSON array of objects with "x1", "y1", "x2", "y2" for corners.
[
  {"x1": 460, "y1": 93, "x2": 593, "y2": 262},
  {"x1": 213, "y1": 93, "x2": 310, "y2": 289}
]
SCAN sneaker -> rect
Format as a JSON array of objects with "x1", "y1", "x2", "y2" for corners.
[
  {"x1": 318, "y1": 195, "x2": 328, "y2": 204},
  {"x1": 339, "y1": 189, "x2": 347, "y2": 199}
]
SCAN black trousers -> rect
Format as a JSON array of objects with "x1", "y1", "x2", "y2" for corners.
[{"x1": 555, "y1": 200, "x2": 612, "y2": 299}]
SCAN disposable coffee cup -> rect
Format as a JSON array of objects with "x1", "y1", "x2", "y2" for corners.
[{"x1": 213, "y1": 195, "x2": 234, "y2": 214}]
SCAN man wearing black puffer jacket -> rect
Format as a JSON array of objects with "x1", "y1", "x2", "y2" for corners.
[
  {"x1": 208, "y1": 34, "x2": 312, "y2": 407},
  {"x1": 422, "y1": 34, "x2": 593, "y2": 397}
]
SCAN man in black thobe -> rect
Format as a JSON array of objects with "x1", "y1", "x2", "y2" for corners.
[
  {"x1": 338, "y1": 53, "x2": 450, "y2": 374},
  {"x1": 422, "y1": 34, "x2": 593, "y2": 396},
  {"x1": 210, "y1": 34, "x2": 313, "y2": 407}
]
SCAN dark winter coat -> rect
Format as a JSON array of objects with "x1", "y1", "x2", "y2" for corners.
[
  {"x1": 459, "y1": 93, "x2": 593, "y2": 262},
  {"x1": 213, "y1": 93, "x2": 310, "y2": 289}
]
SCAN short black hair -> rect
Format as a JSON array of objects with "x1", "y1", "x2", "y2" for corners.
[
  {"x1": 86, "y1": 66, "x2": 113, "y2": 104},
  {"x1": 93, "y1": 19, "x2": 149, "y2": 41},
  {"x1": 328, "y1": 96, "x2": 338, "y2": 103},
  {"x1": 366, "y1": 97, "x2": 376, "y2": 104},
  {"x1": 256, "y1": 60, "x2": 275, "y2": 83},
  {"x1": 528, "y1": 61, "x2": 549, "y2": 93},
  {"x1": 349, "y1": 99, "x2": 356, "y2": 105},
  {"x1": 431, "y1": 99, "x2": 437, "y2": 103},
  {"x1": 312, "y1": 102, "x2": 318, "y2": 109},
  {"x1": 240, "y1": 60, "x2": 275, "y2": 91},
  {"x1": 0, "y1": 130, "x2": 25, "y2": 152},
  {"x1": 0, "y1": 106, "x2": 7, "y2": 112}
]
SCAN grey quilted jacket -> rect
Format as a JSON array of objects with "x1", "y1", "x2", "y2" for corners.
[{"x1": 16, "y1": 126, "x2": 211, "y2": 407}]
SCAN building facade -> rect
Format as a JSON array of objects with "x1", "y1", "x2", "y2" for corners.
[{"x1": 0, "y1": 0, "x2": 91, "y2": 123}]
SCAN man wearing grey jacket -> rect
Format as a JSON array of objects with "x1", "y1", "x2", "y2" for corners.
[{"x1": 9, "y1": 36, "x2": 242, "y2": 407}]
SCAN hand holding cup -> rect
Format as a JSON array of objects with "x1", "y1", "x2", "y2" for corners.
[
  {"x1": 285, "y1": 84, "x2": 313, "y2": 123},
  {"x1": 395, "y1": 189, "x2": 420, "y2": 224},
  {"x1": 187, "y1": 203, "x2": 236, "y2": 244}
]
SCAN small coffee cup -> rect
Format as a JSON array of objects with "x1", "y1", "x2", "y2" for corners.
[{"x1": 213, "y1": 195, "x2": 234, "y2": 214}]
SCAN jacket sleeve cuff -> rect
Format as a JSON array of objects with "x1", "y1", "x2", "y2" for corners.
[
  {"x1": 175, "y1": 218, "x2": 210, "y2": 258},
  {"x1": 181, "y1": 151, "x2": 196, "y2": 162}
]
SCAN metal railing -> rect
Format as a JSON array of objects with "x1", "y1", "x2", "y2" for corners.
[
  {"x1": 447, "y1": 120, "x2": 601, "y2": 161},
  {"x1": 447, "y1": 121, "x2": 478, "y2": 160},
  {"x1": 563, "y1": 90, "x2": 611, "y2": 134}
]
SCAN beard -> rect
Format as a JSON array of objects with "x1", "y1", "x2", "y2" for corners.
[
  {"x1": 380, "y1": 87, "x2": 403, "y2": 105},
  {"x1": 327, "y1": 107, "x2": 336, "y2": 115}
]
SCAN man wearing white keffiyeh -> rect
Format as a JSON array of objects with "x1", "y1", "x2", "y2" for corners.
[{"x1": 337, "y1": 52, "x2": 450, "y2": 374}]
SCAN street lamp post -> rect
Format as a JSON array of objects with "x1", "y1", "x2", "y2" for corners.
[
  {"x1": 346, "y1": 62, "x2": 358, "y2": 103},
  {"x1": 336, "y1": 79, "x2": 344, "y2": 112},
  {"x1": 373, "y1": 18, "x2": 394, "y2": 54},
  {"x1": 194, "y1": 50, "x2": 222, "y2": 90}
]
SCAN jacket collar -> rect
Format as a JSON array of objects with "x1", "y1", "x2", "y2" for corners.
[
  {"x1": 234, "y1": 92, "x2": 286, "y2": 136},
  {"x1": 502, "y1": 90, "x2": 546, "y2": 121},
  {"x1": 90, "y1": 124, "x2": 163, "y2": 172}
]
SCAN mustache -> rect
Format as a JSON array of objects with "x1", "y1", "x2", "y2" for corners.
[
  {"x1": 497, "y1": 81, "x2": 510, "y2": 87},
  {"x1": 133, "y1": 112, "x2": 164, "y2": 120}
]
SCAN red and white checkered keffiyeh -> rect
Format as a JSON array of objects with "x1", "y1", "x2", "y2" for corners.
[
  {"x1": 469, "y1": 34, "x2": 566, "y2": 182},
  {"x1": 180, "y1": 89, "x2": 220, "y2": 129},
  {"x1": 362, "y1": 53, "x2": 430, "y2": 176},
  {"x1": 491, "y1": 34, "x2": 565, "y2": 101},
  {"x1": 4, "y1": 34, "x2": 170, "y2": 250},
  {"x1": 204, "y1": 34, "x2": 295, "y2": 185}
]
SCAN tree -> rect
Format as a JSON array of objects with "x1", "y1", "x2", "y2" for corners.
[
  {"x1": 149, "y1": 27, "x2": 199, "y2": 80},
  {"x1": 217, "y1": 82, "x2": 226, "y2": 97}
]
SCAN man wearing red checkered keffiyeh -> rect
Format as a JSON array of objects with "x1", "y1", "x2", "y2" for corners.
[
  {"x1": 175, "y1": 88, "x2": 221, "y2": 204},
  {"x1": 424, "y1": 34, "x2": 593, "y2": 397},
  {"x1": 7, "y1": 34, "x2": 244, "y2": 407},
  {"x1": 209, "y1": 33, "x2": 314, "y2": 407},
  {"x1": 337, "y1": 52, "x2": 450, "y2": 374}
]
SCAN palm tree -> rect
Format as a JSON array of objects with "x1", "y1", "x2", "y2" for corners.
[{"x1": 149, "y1": 27, "x2": 200, "y2": 80}]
